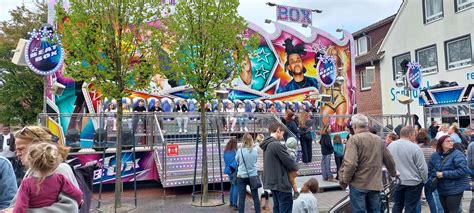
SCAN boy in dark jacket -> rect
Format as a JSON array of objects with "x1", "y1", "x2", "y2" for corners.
[{"x1": 260, "y1": 123, "x2": 298, "y2": 213}]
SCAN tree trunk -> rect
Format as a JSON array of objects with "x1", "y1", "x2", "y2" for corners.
[
  {"x1": 200, "y1": 97, "x2": 209, "y2": 203},
  {"x1": 115, "y1": 97, "x2": 123, "y2": 208}
]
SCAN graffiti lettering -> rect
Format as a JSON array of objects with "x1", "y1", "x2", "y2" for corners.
[
  {"x1": 98, "y1": 155, "x2": 141, "y2": 178},
  {"x1": 29, "y1": 45, "x2": 58, "y2": 63}
]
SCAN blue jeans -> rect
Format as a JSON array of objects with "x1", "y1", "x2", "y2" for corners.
[
  {"x1": 392, "y1": 183, "x2": 423, "y2": 213},
  {"x1": 425, "y1": 184, "x2": 444, "y2": 213},
  {"x1": 321, "y1": 154, "x2": 332, "y2": 179},
  {"x1": 349, "y1": 186, "x2": 381, "y2": 212},
  {"x1": 228, "y1": 174, "x2": 238, "y2": 207},
  {"x1": 271, "y1": 190, "x2": 293, "y2": 213},
  {"x1": 237, "y1": 177, "x2": 260, "y2": 213},
  {"x1": 237, "y1": 116, "x2": 248, "y2": 129}
]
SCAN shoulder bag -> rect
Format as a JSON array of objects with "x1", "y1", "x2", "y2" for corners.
[
  {"x1": 427, "y1": 154, "x2": 449, "y2": 189},
  {"x1": 240, "y1": 149, "x2": 262, "y2": 190}
]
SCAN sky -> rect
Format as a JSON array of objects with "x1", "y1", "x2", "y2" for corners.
[{"x1": 0, "y1": 0, "x2": 402, "y2": 35}]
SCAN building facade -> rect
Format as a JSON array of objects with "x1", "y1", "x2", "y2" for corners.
[
  {"x1": 353, "y1": 15, "x2": 395, "y2": 116},
  {"x1": 378, "y1": 0, "x2": 473, "y2": 127}
]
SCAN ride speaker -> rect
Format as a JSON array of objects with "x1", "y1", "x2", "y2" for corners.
[{"x1": 11, "y1": 39, "x2": 27, "y2": 66}]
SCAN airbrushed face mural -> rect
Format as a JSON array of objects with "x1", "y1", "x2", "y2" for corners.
[{"x1": 45, "y1": 21, "x2": 355, "y2": 143}]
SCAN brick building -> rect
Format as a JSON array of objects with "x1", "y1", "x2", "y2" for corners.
[{"x1": 352, "y1": 15, "x2": 395, "y2": 115}]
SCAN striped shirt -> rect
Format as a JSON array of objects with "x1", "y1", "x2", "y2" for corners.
[{"x1": 420, "y1": 145, "x2": 436, "y2": 164}]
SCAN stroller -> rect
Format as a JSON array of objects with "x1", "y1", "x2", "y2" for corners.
[{"x1": 329, "y1": 176, "x2": 401, "y2": 213}]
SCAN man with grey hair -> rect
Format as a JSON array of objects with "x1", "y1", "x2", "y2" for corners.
[
  {"x1": 339, "y1": 114, "x2": 397, "y2": 212},
  {"x1": 388, "y1": 126, "x2": 428, "y2": 213}
]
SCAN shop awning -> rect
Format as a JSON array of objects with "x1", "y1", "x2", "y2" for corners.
[{"x1": 419, "y1": 84, "x2": 474, "y2": 106}]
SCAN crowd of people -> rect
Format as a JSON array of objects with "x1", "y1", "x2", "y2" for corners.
[
  {"x1": 223, "y1": 112, "x2": 473, "y2": 213},
  {"x1": 341, "y1": 114, "x2": 473, "y2": 213},
  {"x1": 224, "y1": 123, "x2": 320, "y2": 213},
  {"x1": 2, "y1": 110, "x2": 474, "y2": 212}
]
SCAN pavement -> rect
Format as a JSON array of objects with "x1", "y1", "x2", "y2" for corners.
[{"x1": 90, "y1": 175, "x2": 473, "y2": 213}]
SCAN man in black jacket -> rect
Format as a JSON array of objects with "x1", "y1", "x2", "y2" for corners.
[{"x1": 260, "y1": 122, "x2": 299, "y2": 213}]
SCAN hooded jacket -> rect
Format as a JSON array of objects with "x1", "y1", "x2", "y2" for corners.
[{"x1": 260, "y1": 136, "x2": 298, "y2": 193}]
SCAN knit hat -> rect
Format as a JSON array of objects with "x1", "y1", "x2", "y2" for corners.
[{"x1": 286, "y1": 137, "x2": 298, "y2": 150}]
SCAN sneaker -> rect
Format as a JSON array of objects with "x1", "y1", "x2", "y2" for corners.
[
  {"x1": 240, "y1": 127, "x2": 243, "y2": 132},
  {"x1": 184, "y1": 129, "x2": 188, "y2": 133},
  {"x1": 244, "y1": 127, "x2": 248, "y2": 132},
  {"x1": 179, "y1": 129, "x2": 182, "y2": 133}
]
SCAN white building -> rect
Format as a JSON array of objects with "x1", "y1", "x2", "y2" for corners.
[{"x1": 378, "y1": 0, "x2": 473, "y2": 127}]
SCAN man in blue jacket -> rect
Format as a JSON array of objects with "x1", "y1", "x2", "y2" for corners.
[
  {"x1": 260, "y1": 122, "x2": 299, "y2": 213},
  {"x1": 0, "y1": 156, "x2": 17, "y2": 209}
]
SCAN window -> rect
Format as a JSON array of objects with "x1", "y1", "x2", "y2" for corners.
[
  {"x1": 354, "y1": 40, "x2": 359, "y2": 56},
  {"x1": 358, "y1": 36, "x2": 368, "y2": 55},
  {"x1": 456, "y1": 0, "x2": 473, "y2": 12},
  {"x1": 360, "y1": 66, "x2": 375, "y2": 91},
  {"x1": 445, "y1": 35, "x2": 472, "y2": 70},
  {"x1": 392, "y1": 52, "x2": 411, "y2": 79},
  {"x1": 416, "y1": 45, "x2": 438, "y2": 75},
  {"x1": 423, "y1": 0, "x2": 443, "y2": 24}
]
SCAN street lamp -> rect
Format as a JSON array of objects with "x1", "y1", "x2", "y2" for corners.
[{"x1": 395, "y1": 59, "x2": 413, "y2": 126}]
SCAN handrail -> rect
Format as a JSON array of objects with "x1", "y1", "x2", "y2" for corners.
[{"x1": 154, "y1": 114, "x2": 164, "y2": 172}]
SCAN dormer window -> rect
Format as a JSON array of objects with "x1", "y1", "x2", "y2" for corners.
[{"x1": 358, "y1": 36, "x2": 369, "y2": 55}]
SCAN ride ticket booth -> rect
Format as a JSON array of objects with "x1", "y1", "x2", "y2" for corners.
[{"x1": 419, "y1": 83, "x2": 474, "y2": 129}]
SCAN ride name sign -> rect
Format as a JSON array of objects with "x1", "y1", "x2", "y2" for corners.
[
  {"x1": 276, "y1": 5, "x2": 312, "y2": 25},
  {"x1": 25, "y1": 26, "x2": 64, "y2": 76}
]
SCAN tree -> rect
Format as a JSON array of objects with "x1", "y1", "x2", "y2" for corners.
[
  {"x1": 160, "y1": 0, "x2": 257, "y2": 204},
  {"x1": 0, "y1": 4, "x2": 47, "y2": 125},
  {"x1": 56, "y1": 0, "x2": 165, "y2": 209}
]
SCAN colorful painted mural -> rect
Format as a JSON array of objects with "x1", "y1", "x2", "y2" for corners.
[{"x1": 45, "y1": 0, "x2": 355, "y2": 143}]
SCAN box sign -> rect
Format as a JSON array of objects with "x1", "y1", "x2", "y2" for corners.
[
  {"x1": 407, "y1": 62, "x2": 422, "y2": 90},
  {"x1": 277, "y1": 5, "x2": 312, "y2": 25},
  {"x1": 25, "y1": 25, "x2": 64, "y2": 76},
  {"x1": 167, "y1": 144, "x2": 179, "y2": 156}
]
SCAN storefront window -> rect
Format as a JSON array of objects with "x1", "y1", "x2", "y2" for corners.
[{"x1": 424, "y1": 104, "x2": 473, "y2": 128}]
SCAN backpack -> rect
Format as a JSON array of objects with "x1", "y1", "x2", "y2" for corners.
[{"x1": 69, "y1": 163, "x2": 97, "y2": 213}]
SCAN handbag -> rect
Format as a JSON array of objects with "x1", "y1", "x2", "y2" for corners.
[
  {"x1": 240, "y1": 149, "x2": 262, "y2": 190},
  {"x1": 428, "y1": 155, "x2": 450, "y2": 189}
]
